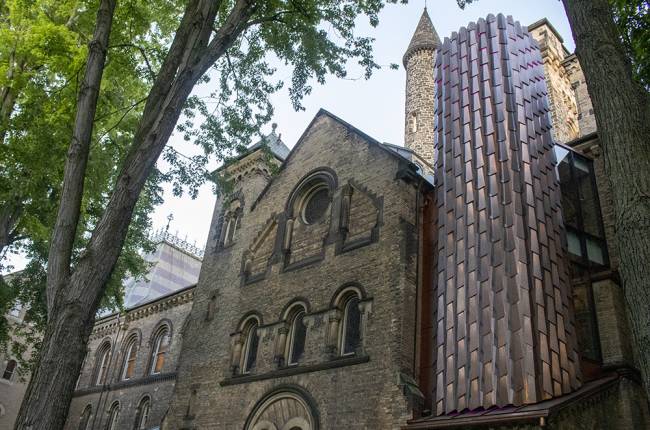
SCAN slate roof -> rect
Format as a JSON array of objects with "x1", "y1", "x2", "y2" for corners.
[
  {"x1": 403, "y1": 8, "x2": 441, "y2": 66},
  {"x1": 237, "y1": 124, "x2": 290, "y2": 162}
]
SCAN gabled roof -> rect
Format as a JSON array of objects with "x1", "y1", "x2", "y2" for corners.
[
  {"x1": 251, "y1": 109, "x2": 429, "y2": 210},
  {"x1": 403, "y1": 8, "x2": 441, "y2": 67}
]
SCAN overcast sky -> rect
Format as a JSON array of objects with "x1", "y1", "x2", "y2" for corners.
[{"x1": 5, "y1": 0, "x2": 574, "y2": 272}]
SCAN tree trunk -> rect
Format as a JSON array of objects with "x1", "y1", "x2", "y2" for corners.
[
  {"x1": 14, "y1": 0, "x2": 117, "y2": 427},
  {"x1": 563, "y1": 0, "x2": 650, "y2": 397},
  {"x1": 16, "y1": 1, "x2": 256, "y2": 428},
  {"x1": 45, "y1": 0, "x2": 118, "y2": 316}
]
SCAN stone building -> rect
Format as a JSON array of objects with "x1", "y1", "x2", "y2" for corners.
[
  {"x1": 54, "y1": 9, "x2": 649, "y2": 430},
  {"x1": 0, "y1": 295, "x2": 33, "y2": 429},
  {"x1": 61, "y1": 232, "x2": 202, "y2": 430}
]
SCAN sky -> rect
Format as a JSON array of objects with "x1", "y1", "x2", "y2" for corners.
[{"x1": 5, "y1": 0, "x2": 575, "y2": 271}]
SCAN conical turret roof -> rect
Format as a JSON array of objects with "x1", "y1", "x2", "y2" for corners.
[{"x1": 403, "y1": 8, "x2": 441, "y2": 66}]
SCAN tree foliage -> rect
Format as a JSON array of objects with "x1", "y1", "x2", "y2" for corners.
[
  {"x1": 611, "y1": 0, "x2": 650, "y2": 88},
  {"x1": 0, "y1": 0, "x2": 183, "y2": 360}
]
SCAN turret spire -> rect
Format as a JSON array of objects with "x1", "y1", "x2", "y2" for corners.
[
  {"x1": 402, "y1": 8, "x2": 441, "y2": 67},
  {"x1": 403, "y1": 8, "x2": 439, "y2": 166}
]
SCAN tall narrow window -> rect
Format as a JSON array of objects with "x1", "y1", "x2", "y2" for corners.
[
  {"x1": 106, "y1": 402, "x2": 120, "y2": 430},
  {"x1": 133, "y1": 396, "x2": 150, "y2": 430},
  {"x1": 94, "y1": 343, "x2": 111, "y2": 386},
  {"x1": 409, "y1": 112, "x2": 418, "y2": 133},
  {"x1": 121, "y1": 336, "x2": 138, "y2": 380},
  {"x1": 341, "y1": 297, "x2": 361, "y2": 355},
  {"x1": 222, "y1": 201, "x2": 242, "y2": 246},
  {"x1": 2, "y1": 359, "x2": 16, "y2": 380},
  {"x1": 206, "y1": 294, "x2": 217, "y2": 321},
  {"x1": 78, "y1": 405, "x2": 92, "y2": 430},
  {"x1": 150, "y1": 327, "x2": 170, "y2": 375},
  {"x1": 242, "y1": 321, "x2": 259, "y2": 373},
  {"x1": 287, "y1": 311, "x2": 307, "y2": 365}
]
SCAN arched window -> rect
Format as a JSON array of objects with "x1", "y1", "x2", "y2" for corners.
[
  {"x1": 245, "y1": 388, "x2": 317, "y2": 430},
  {"x1": 133, "y1": 396, "x2": 151, "y2": 430},
  {"x1": 241, "y1": 319, "x2": 260, "y2": 374},
  {"x1": 121, "y1": 335, "x2": 138, "y2": 380},
  {"x1": 222, "y1": 200, "x2": 242, "y2": 246},
  {"x1": 78, "y1": 405, "x2": 92, "y2": 430},
  {"x1": 286, "y1": 170, "x2": 336, "y2": 227},
  {"x1": 94, "y1": 342, "x2": 111, "y2": 386},
  {"x1": 106, "y1": 401, "x2": 120, "y2": 430},
  {"x1": 150, "y1": 326, "x2": 171, "y2": 375},
  {"x1": 287, "y1": 309, "x2": 307, "y2": 366},
  {"x1": 341, "y1": 296, "x2": 361, "y2": 356},
  {"x1": 2, "y1": 359, "x2": 16, "y2": 380}
]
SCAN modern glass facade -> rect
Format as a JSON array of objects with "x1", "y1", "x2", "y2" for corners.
[{"x1": 555, "y1": 145, "x2": 608, "y2": 363}]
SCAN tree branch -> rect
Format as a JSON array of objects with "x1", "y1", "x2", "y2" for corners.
[{"x1": 110, "y1": 43, "x2": 157, "y2": 80}]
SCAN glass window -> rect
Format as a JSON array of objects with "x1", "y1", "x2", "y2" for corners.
[
  {"x1": 150, "y1": 328, "x2": 170, "y2": 375},
  {"x1": 78, "y1": 405, "x2": 92, "y2": 430},
  {"x1": 554, "y1": 146, "x2": 608, "y2": 270},
  {"x1": 342, "y1": 297, "x2": 361, "y2": 355},
  {"x1": 133, "y1": 397, "x2": 150, "y2": 430},
  {"x1": 121, "y1": 337, "x2": 138, "y2": 380},
  {"x1": 301, "y1": 187, "x2": 329, "y2": 224},
  {"x1": 242, "y1": 322, "x2": 259, "y2": 373},
  {"x1": 2, "y1": 359, "x2": 16, "y2": 380},
  {"x1": 106, "y1": 402, "x2": 120, "y2": 430},
  {"x1": 288, "y1": 311, "x2": 307, "y2": 365},
  {"x1": 95, "y1": 344, "x2": 111, "y2": 386}
]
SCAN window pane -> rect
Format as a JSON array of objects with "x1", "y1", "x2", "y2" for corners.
[
  {"x1": 245, "y1": 326, "x2": 259, "y2": 372},
  {"x1": 586, "y1": 237, "x2": 606, "y2": 265},
  {"x1": 567, "y1": 230, "x2": 582, "y2": 257},
  {"x1": 134, "y1": 398, "x2": 150, "y2": 430},
  {"x1": 575, "y1": 161, "x2": 601, "y2": 237},
  {"x1": 289, "y1": 313, "x2": 307, "y2": 364},
  {"x1": 151, "y1": 329, "x2": 169, "y2": 374},
  {"x1": 154, "y1": 352, "x2": 165, "y2": 373},
  {"x1": 557, "y1": 157, "x2": 579, "y2": 229},
  {"x1": 343, "y1": 298, "x2": 361, "y2": 355},
  {"x1": 303, "y1": 188, "x2": 329, "y2": 224},
  {"x1": 78, "y1": 407, "x2": 92, "y2": 430},
  {"x1": 107, "y1": 404, "x2": 119, "y2": 430}
]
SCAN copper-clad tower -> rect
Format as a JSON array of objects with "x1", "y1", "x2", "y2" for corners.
[
  {"x1": 431, "y1": 14, "x2": 581, "y2": 415},
  {"x1": 404, "y1": 8, "x2": 440, "y2": 165}
]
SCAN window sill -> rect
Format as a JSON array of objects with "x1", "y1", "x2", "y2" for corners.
[{"x1": 220, "y1": 355, "x2": 370, "y2": 386}]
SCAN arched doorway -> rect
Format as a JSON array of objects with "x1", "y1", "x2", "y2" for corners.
[{"x1": 245, "y1": 387, "x2": 318, "y2": 430}]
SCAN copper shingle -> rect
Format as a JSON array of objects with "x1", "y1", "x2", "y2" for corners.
[{"x1": 430, "y1": 13, "x2": 581, "y2": 416}]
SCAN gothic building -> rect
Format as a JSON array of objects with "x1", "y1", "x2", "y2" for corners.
[{"x1": 56, "y1": 9, "x2": 650, "y2": 430}]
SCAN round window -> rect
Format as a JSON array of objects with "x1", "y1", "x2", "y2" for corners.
[{"x1": 301, "y1": 186, "x2": 329, "y2": 224}]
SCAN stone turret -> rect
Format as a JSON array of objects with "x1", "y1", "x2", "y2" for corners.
[{"x1": 404, "y1": 8, "x2": 440, "y2": 165}]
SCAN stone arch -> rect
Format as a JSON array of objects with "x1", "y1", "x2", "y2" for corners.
[
  {"x1": 244, "y1": 386, "x2": 319, "y2": 430},
  {"x1": 284, "y1": 168, "x2": 337, "y2": 215},
  {"x1": 330, "y1": 282, "x2": 366, "y2": 308}
]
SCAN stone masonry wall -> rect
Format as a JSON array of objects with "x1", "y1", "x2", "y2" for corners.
[
  {"x1": 405, "y1": 49, "x2": 436, "y2": 166},
  {"x1": 529, "y1": 22, "x2": 580, "y2": 143},
  {"x1": 65, "y1": 292, "x2": 194, "y2": 430},
  {"x1": 165, "y1": 112, "x2": 420, "y2": 429},
  {"x1": 563, "y1": 55, "x2": 598, "y2": 136}
]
